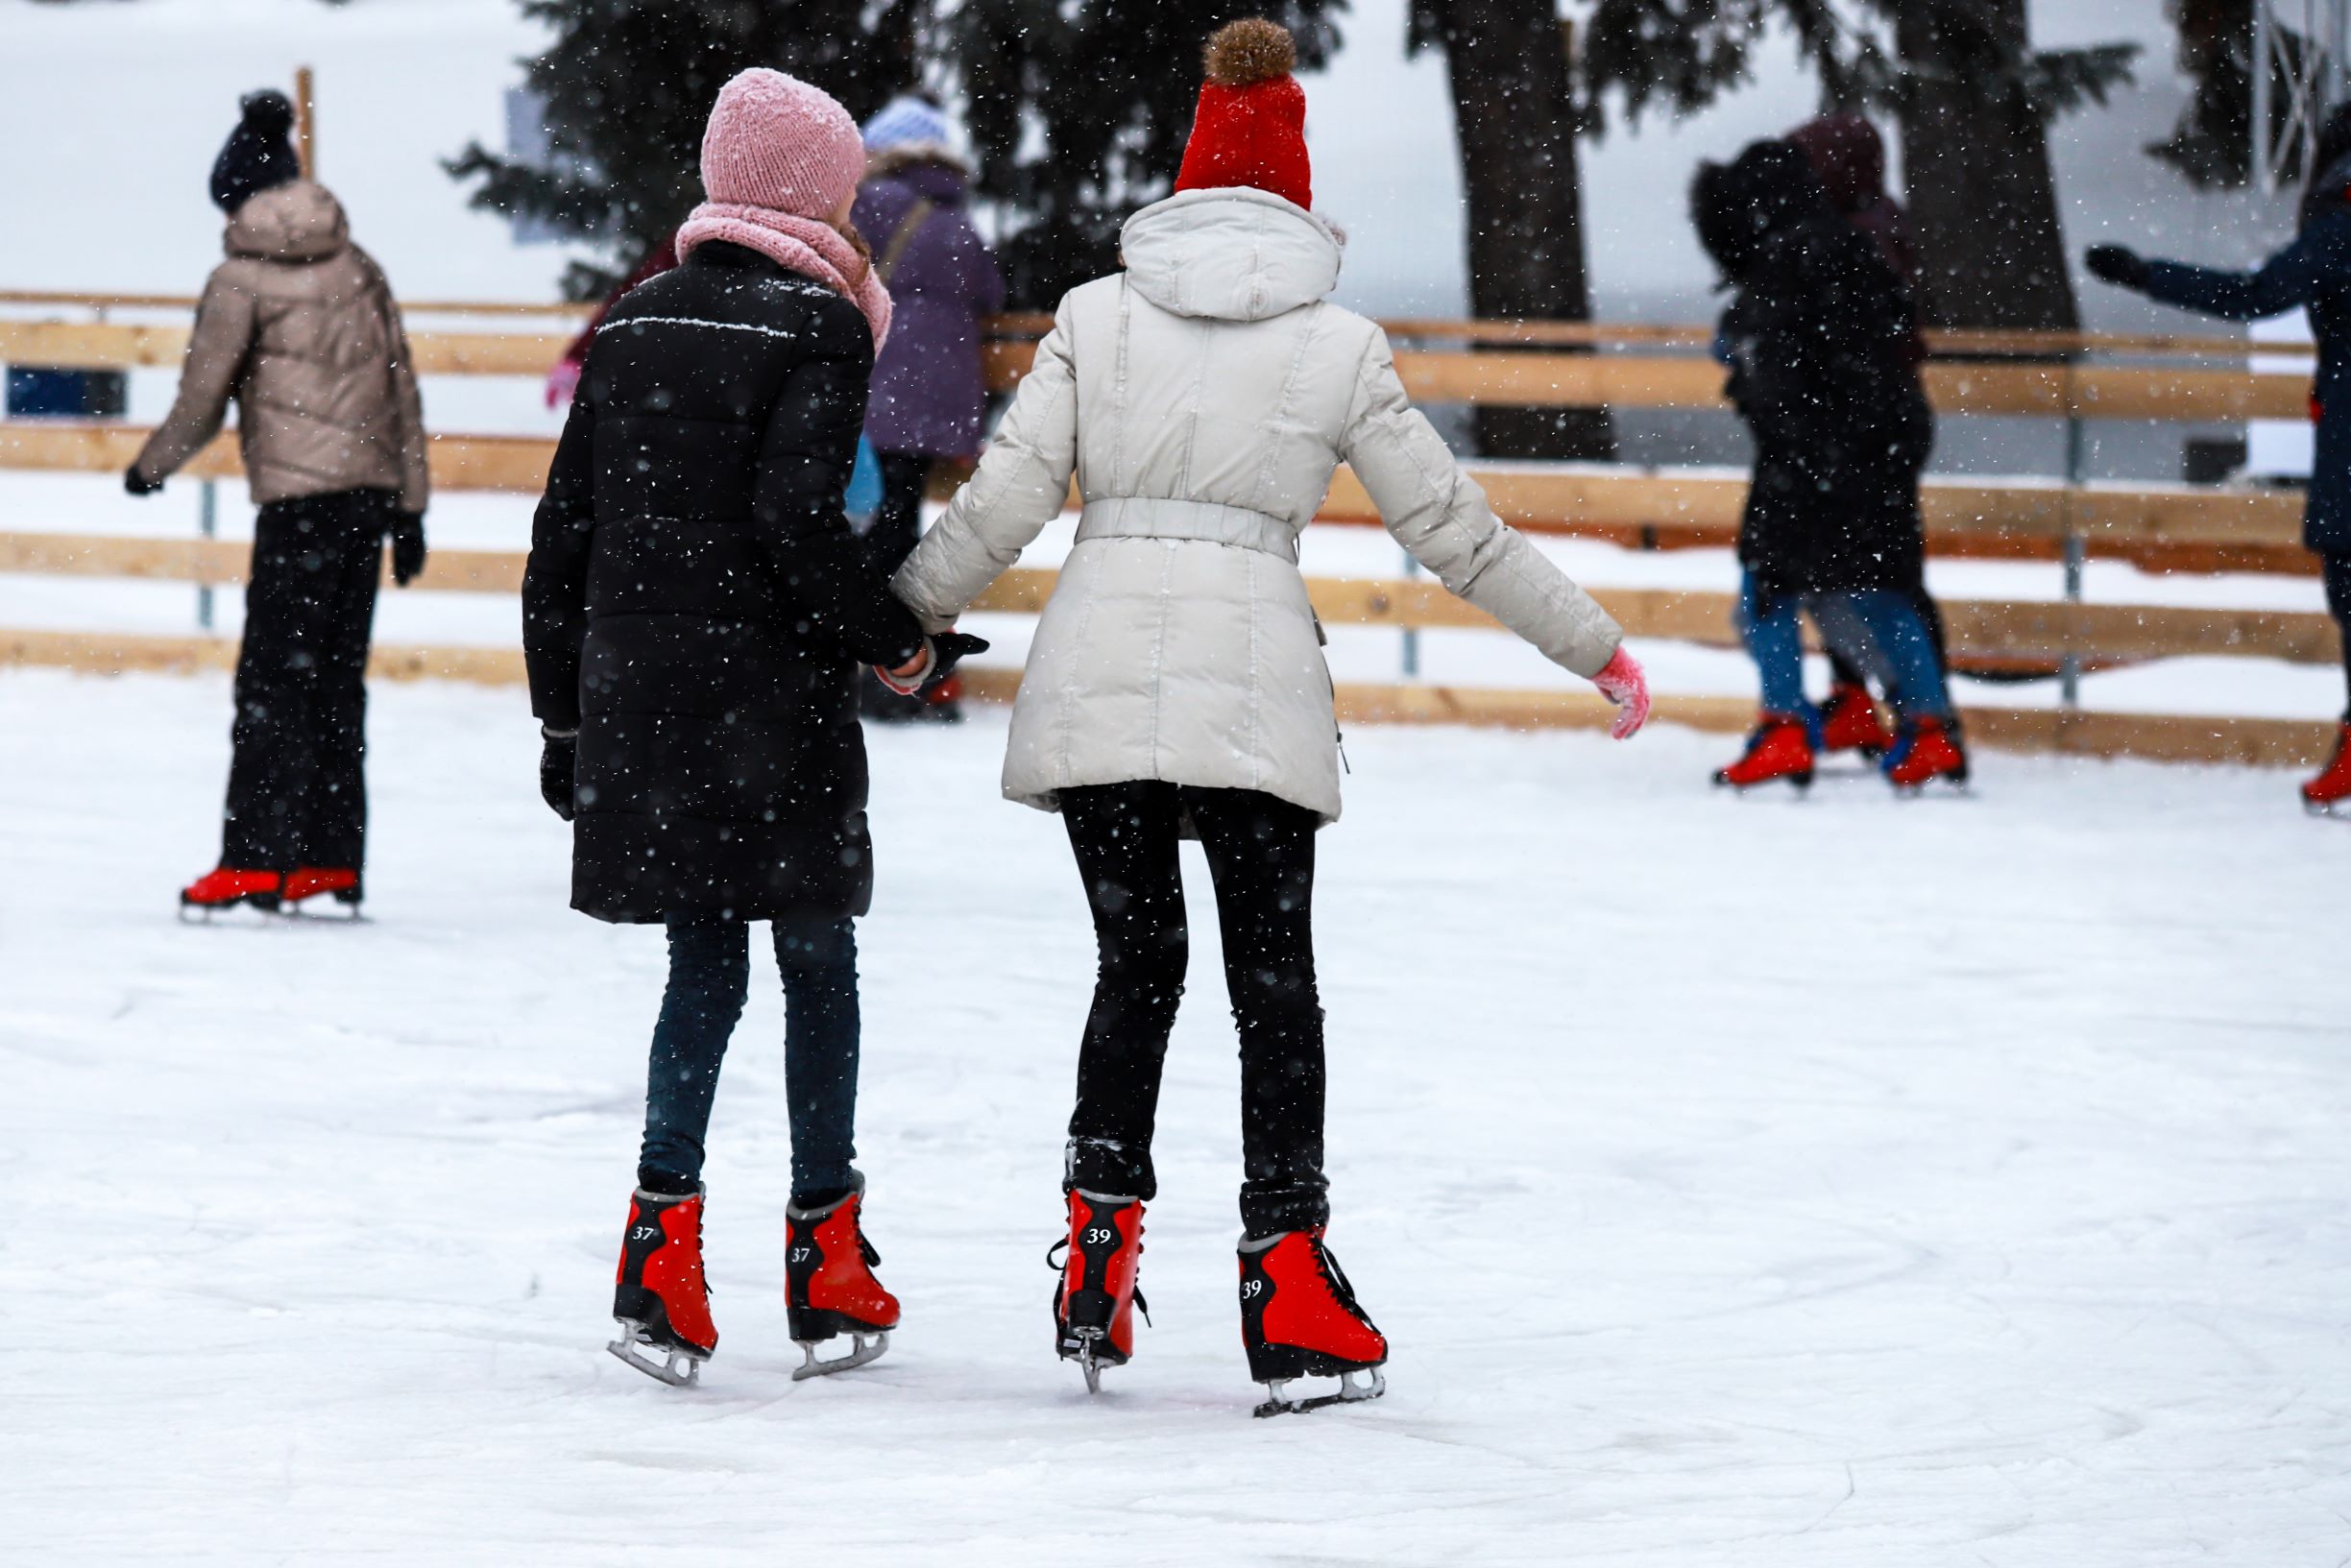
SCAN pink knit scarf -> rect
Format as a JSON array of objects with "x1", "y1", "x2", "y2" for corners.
[{"x1": 675, "y1": 202, "x2": 894, "y2": 349}]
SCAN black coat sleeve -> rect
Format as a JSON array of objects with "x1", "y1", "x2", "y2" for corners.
[
  {"x1": 751, "y1": 301, "x2": 930, "y2": 669},
  {"x1": 522, "y1": 387, "x2": 598, "y2": 729}
]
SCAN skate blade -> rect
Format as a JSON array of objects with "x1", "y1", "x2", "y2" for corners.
[
  {"x1": 608, "y1": 1324, "x2": 706, "y2": 1387},
  {"x1": 280, "y1": 903, "x2": 368, "y2": 923},
  {"x1": 1059, "y1": 1328, "x2": 1111, "y2": 1394},
  {"x1": 790, "y1": 1329, "x2": 888, "y2": 1381},
  {"x1": 1252, "y1": 1366, "x2": 1385, "y2": 1419}
]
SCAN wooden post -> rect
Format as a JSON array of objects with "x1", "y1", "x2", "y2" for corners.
[{"x1": 294, "y1": 66, "x2": 316, "y2": 180}]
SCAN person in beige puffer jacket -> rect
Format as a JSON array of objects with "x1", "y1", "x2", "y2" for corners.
[
  {"x1": 129, "y1": 90, "x2": 430, "y2": 916},
  {"x1": 889, "y1": 20, "x2": 1650, "y2": 1407}
]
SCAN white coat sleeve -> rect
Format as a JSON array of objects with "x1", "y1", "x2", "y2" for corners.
[
  {"x1": 890, "y1": 303, "x2": 1081, "y2": 632},
  {"x1": 1337, "y1": 328, "x2": 1623, "y2": 679}
]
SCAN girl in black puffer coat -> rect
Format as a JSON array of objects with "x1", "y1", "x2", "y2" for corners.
[
  {"x1": 1692, "y1": 139, "x2": 1966, "y2": 792},
  {"x1": 524, "y1": 69, "x2": 960, "y2": 1387}
]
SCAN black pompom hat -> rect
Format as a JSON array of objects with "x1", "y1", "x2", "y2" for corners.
[{"x1": 208, "y1": 89, "x2": 301, "y2": 214}]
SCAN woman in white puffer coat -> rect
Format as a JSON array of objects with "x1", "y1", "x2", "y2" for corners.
[{"x1": 891, "y1": 19, "x2": 1649, "y2": 1408}]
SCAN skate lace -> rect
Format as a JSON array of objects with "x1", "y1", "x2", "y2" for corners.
[
  {"x1": 1312, "y1": 1238, "x2": 1360, "y2": 1315},
  {"x1": 1043, "y1": 1237, "x2": 1149, "y2": 1324}
]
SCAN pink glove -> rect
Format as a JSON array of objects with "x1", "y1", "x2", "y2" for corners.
[
  {"x1": 545, "y1": 358, "x2": 583, "y2": 411},
  {"x1": 1589, "y1": 645, "x2": 1650, "y2": 740}
]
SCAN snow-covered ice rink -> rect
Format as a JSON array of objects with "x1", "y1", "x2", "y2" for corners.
[{"x1": 3, "y1": 667, "x2": 2346, "y2": 1563}]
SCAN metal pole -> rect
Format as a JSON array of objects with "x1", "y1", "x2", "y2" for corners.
[
  {"x1": 2256, "y1": 0, "x2": 2276, "y2": 191},
  {"x1": 198, "y1": 479, "x2": 217, "y2": 632},
  {"x1": 2060, "y1": 412, "x2": 2085, "y2": 708},
  {"x1": 1400, "y1": 548, "x2": 1420, "y2": 679}
]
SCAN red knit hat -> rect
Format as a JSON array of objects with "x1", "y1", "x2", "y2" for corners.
[{"x1": 1174, "y1": 19, "x2": 1312, "y2": 211}]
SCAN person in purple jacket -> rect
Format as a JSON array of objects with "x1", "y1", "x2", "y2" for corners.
[{"x1": 851, "y1": 94, "x2": 1007, "y2": 722}]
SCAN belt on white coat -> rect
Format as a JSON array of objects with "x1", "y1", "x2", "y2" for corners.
[{"x1": 1073, "y1": 497, "x2": 1299, "y2": 564}]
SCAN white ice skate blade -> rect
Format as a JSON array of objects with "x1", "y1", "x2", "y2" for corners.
[
  {"x1": 791, "y1": 1329, "x2": 888, "y2": 1381},
  {"x1": 1253, "y1": 1366, "x2": 1385, "y2": 1418},
  {"x1": 608, "y1": 1323, "x2": 705, "y2": 1387}
]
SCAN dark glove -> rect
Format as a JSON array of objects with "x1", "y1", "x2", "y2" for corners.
[
  {"x1": 540, "y1": 730, "x2": 577, "y2": 822},
  {"x1": 389, "y1": 512, "x2": 427, "y2": 588},
  {"x1": 2085, "y1": 244, "x2": 2150, "y2": 290},
  {"x1": 123, "y1": 467, "x2": 164, "y2": 497},
  {"x1": 922, "y1": 631, "x2": 989, "y2": 694}
]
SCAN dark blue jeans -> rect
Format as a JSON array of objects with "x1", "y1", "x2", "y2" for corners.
[
  {"x1": 1738, "y1": 572, "x2": 1952, "y2": 722},
  {"x1": 638, "y1": 913, "x2": 860, "y2": 1206}
]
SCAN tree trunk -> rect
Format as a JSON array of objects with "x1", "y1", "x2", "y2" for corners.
[
  {"x1": 1894, "y1": 0, "x2": 2081, "y2": 332},
  {"x1": 1423, "y1": 0, "x2": 1612, "y2": 459}
]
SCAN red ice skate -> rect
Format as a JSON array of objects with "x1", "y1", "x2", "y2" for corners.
[
  {"x1": 280, "y1": 866, "x2": 361, "y2": 912},
  {"x1": 178, "y1": 867, "x2": 282, "y2": 917},
  {"x1": 1239, "y1": 1229, "x2": 1388, "y2": 1416},
  {"x1": 1883, "y1": 715, "x2": 1970, "y2": 791},
  {"x1": 1051, "y1": 1190, "x2": 1146, "y2": 1392},
  {"x1": 2303, "y1": 722, "x2": 2351, "y2": 813},
  {"x1": 1713, "y1": 714, "x2": 1815, "y2": 791},
  {"x1": 1818, "y1": 682, "x2": 1895, "y2": 759},
  {"x1": 609, "y1": 1187, "x2": 717, "y2": 1387},
  {"x1": 785, "y1": 1179, "x2": 899, "y2": 1379}
]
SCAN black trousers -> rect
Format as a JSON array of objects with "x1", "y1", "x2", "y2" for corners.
[
  {"x1": 221, "y1": 488, "x2": 389, "y2": 873},
  {"x1": 1060, "y1": 782, "x2": 1329, "y2": 1238},
  {"x1": 2326, "y1": 552, "x2": 2351, "y2": 719}
]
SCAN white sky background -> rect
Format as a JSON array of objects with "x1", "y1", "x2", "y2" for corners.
[{"x1": 0, "y1": 0, "x2": 2312, "y2": 326}]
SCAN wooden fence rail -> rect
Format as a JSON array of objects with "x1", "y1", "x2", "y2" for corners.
[
  {"x1": 4, "y1": 317, "x2": 2318, "y2": 422},
  {"x1": 3, "y1": 622, "x2": 2333, "y2": 770},
  {"x1": 0, "y1": 422, "x2": 2315, "y2": 557},
  {"x1": 2, "y1": 532, "x2": 2336, "y2": 671},
  {"x1": 6, "y1": 290, "x2": 2312, "y2": 361}
]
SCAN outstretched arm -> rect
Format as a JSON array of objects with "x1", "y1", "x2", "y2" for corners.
[
  {"x1": 2098, "y1": 218, "x2": 2347, "y2": 322},
  {"x1": 890, "y1": 302, "x2": 1080, "y2": 629},
  {"x1": 1339, "y1": 328, "x2": 1623, "y2": 679}
]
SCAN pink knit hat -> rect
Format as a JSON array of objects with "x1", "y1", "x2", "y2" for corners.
[{"x1": 699, "y1": 68, "x2": 865, "y2": 220}]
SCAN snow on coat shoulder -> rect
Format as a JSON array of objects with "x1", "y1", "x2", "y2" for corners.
[{"x1": 892, "y1": 187, "x2": 1623, "y2": 825}]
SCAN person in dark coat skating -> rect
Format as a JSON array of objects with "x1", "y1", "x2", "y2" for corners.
[
  {"x1": 2086, "y1": 103, "x2": 2351, "y2": 812},
  {"x1": 131, "y1": 90, "x2": 431, "y2": 915},
  {"x1": 1786, "y1": 114, "x2": 1950, "y2": 759},
  {"x1": 522, "y1": 68, "x2": 979, "y2": 1387},
  {"x1": 1692, "y1": 138, "x2": 1967, "y2": 791},
  {"x1": 849, "y1": 94, "x2": 1006, "y2": 722}
]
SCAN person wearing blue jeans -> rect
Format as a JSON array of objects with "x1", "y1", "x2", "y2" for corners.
[
  {"x1": 1693, "y1": 139, "x2": 1968, "y2": 791},
  {"x1": 1737, "y1": 575, "x2": 1951, "y2": 719},
  {"x1": 639, "y1": 914, "x2": 861, "y2": 1203}
]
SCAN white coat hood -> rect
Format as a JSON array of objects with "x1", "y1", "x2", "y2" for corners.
[{"x1": 1119, "y1": 187, "x2": 1343, "y2": 324}]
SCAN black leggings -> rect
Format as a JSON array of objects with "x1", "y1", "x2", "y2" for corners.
[
  {"x1": 1060, "y1": 782, "x2": 1328, "y2": 1238},
  {"x1": 2326, "y1": 553, "x2": 2351, "y2": 719}
]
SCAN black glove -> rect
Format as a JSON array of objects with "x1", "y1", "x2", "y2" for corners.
[
  {"x1": 2085, "y1": 244, "x2": 2150, "y2": 290},
  {"x1": 922, "y1": 631, "x2": 990, "y2": 694},
  {"x1": 540, "y1": 730, "x2": 577, "y2": 822},
  {"x1": 389, "y1": 512, "x2": 427, "y2": 588},
  {"x1": 123, "y1": 467, "x2": 164, "y2": 497}
]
